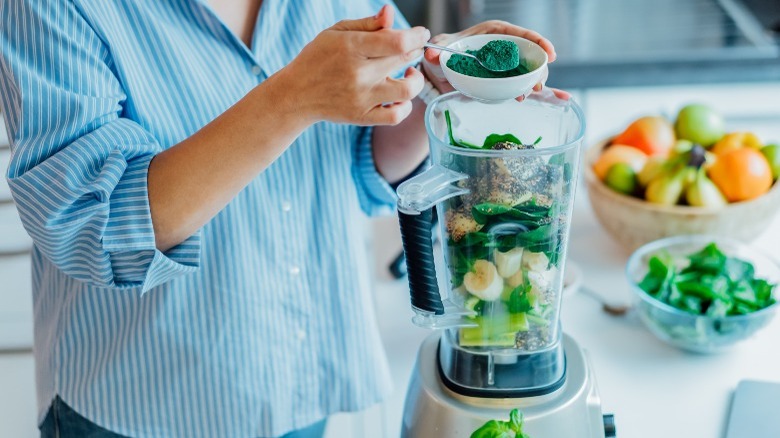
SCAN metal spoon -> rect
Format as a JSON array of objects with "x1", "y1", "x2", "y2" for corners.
[
  {"x1": 579, "y1": 286, "x2": 632, "y2": 317},
  {"x1": 425, "y1": 43, "x2": 516, "y2": 72}
]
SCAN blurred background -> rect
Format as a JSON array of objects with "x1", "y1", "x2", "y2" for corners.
[{"x1": 1, "y1": 1, "x2": 780, "y2": 437}]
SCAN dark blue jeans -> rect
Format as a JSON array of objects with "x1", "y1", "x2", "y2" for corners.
[{"x1": 40, "y1": 396, "x2": 327, "y2": 438}]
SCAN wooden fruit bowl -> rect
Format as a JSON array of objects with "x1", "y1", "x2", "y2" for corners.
[{"x1": 584, "y1": 139, "x2": 780, "y2": 253}]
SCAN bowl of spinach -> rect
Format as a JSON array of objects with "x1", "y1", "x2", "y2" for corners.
[{"x1": 626, "y1": 235, "x2": 779, "y2": 353}]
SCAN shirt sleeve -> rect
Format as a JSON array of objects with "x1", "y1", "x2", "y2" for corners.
[
  {"x1": 0, "y1": 1, "x2": 200, "y2": 293},
  {"x1": 350, "y1": 0, "x2": 420, "y2": 217}
]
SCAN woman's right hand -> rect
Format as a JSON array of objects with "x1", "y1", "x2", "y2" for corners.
[{"x1": 279, "y1": 5, "x2": 429, "y2": 126}]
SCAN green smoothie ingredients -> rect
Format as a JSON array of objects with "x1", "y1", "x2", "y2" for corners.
[
  {"x1": 445, "y1": 110, "x2": 541, "y2": 150},
  {"x1": 639, "y1": 242, "x2": 777, "y2": 316},
  {"x1": 443, "y1": 110, "x2": 570, "y2": 350},
  {"x1": 471, "y1": 409, "x2": 531, "y2": 438},
  {"x1": 447, "y1": 40, "x2": 529, "y2": 78}
]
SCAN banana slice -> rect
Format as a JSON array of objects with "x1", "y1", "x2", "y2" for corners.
[
  {"x1": 494, "y1": 247, "x2": 524, "y2": 278},
  {"x1": 463, "y1": 260, "x2": 504, "y2": 301},
  {"x1": 522, "y1": 251, "x2": 549, "y2": 272}
]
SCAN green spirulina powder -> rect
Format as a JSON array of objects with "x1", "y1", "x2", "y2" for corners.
[{"x1": 447, "y1": 40, "x2": 529, "y2": 78}]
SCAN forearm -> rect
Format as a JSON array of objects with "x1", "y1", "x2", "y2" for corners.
[
  {"x1": 372, "y1": 97, "x2": 429, "y2": 184},
  {"x1": 148, "y1": 71, "x2": 311, "y2": 251}
]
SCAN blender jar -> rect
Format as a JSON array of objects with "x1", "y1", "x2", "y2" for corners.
[{"x1": 397, "y1": 91, "x2": 585, "y2": 396}]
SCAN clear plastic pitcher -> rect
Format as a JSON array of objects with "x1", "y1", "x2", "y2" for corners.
[{"x1": 397, "y1": 90, "x2": 585, "y2": 396}]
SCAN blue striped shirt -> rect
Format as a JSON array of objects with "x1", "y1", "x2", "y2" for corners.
[{"x1": 0, "y1": 1, "x2": 409, "y2": 436}]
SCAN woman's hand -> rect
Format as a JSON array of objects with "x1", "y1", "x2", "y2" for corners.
[
  {"x1": 279, "y1": 5, "x2": 429, "y2": 126},
  {"x1": 421, "y1": 20, "x2": 570, "y2": 100}
]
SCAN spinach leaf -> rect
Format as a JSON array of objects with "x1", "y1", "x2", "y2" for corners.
[
  {"x1": 508, "y1": 284, "x2": 532, "y2": 314},
  {"x1": 444, "y1": 110, "x2": 481, "y2": 149},
  {"x1": 483, "y1": 133, "x2": 522, "y2": 149},
  {"x1": 724, "y1": 258, "x2": 755, "y2": 283},
  {"x1": 444, "y1": 109, "x2": 539, "y2": 151},
  {"x1": 637, "y1": 242, "x2": 777, "y2": 317},
  {"x1": 685, "y1": 243, "x2": 727, "y2": 274},
  {"x1": 471, "y1": 409, "x2": 531, "y2": 438},
  {"x1": 472, "y1": 203, "x2": 514, "y2": 225}
]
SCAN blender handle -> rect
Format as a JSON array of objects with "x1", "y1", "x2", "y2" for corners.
[{"x1": 398, "y1": 208, "x2": 444, "y2": 315}]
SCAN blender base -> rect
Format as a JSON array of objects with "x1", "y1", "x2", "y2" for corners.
[{"x1": 401, "y1": 333, "x2": 609, "y2": 438}]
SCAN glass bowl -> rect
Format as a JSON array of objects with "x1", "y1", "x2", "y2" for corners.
[{"x1": 625, "y1": 235, "x2": 780, "y2": 353}]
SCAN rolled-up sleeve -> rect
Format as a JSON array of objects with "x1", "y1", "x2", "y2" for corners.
[
  {"x1": 351, "y1": 126, "x2": 398, "y2": 216},
  {"x1": 0, "y1": 1, "x2": 199, "y2": 292}
]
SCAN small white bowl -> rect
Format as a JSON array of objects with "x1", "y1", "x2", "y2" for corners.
[{"x1": 439, "y1": 34, "x2": 548, "y2": 102}]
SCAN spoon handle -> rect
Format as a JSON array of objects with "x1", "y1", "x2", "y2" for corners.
[{"x1": 424, "y1": 43, "x2": 476, "y2": 58}]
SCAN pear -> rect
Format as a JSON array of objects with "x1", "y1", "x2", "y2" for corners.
[
  {"x1": 686, "y1": 167, "x2": 727, "y2": 207},
  {"x1": 645, "y1": 165, "x2": 690, "y2": 205}
]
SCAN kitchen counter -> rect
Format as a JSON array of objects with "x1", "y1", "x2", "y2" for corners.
[
  {"x1": 363, "y1": 181, "x2": 780, "y2": 438},
  {"x1": 561, "y1": 190, "x2": 780, "y2": 438}
]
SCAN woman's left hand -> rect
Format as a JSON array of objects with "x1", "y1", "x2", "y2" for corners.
[{"x1": 421, "y1": 20, "x2": 570, "y2": 101}]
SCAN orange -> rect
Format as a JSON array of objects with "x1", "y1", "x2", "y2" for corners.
[
  {"x1": 593, "y1": 145, "x2": 648, "y2": 181},
  {"x1": 612, "y1": 116, "x2": 676, "y2": 157},
  {"x1": 708, "y1": 148, "x2": 773, "y2": 202},
  {"x1": 711, "y1": 132, "x2": 762, "y2": 157}
]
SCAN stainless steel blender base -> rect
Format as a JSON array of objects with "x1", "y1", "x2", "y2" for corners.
[{"x1": 401, "y1": 333, "x2": 608, "y2": 438}]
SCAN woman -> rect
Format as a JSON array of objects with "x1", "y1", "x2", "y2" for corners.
[{"x1": 0, "y1": 1, "x2": 559, "y2": 437}]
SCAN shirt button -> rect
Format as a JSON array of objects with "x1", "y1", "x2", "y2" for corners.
[
  {"x1": 289, "y1": 265, "x2": 301, "y2": 276},
  {"x1": 282, "y1": 200, "x2": 292, "y2": 212},
  {"x1": 296, "y1": 330, "x2": 307, "y2": 341},
  {"x1": 251, "y1": 65, "x2": 262, "y2": 76}
]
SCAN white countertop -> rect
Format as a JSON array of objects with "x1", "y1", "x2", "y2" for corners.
[
  {"x1": 367, "y1": 183, "x2": 780, "y2": 438},
  {"x1": 562, "y1": 189, "x2": 780, "y2": 438}
]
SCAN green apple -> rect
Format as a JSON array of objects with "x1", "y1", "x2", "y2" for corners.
[
  {"x1": 605, "y1": 163, "x2": 638, "y2": 196},
  {"x1": 675, "y1": 104, "x2": 725, "y2": 147},
  {"x1": 761, "y1": 144, "x2": 780, "y2": 180}
]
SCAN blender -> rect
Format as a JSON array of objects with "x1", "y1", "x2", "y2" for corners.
[{"x1": 396, "y1": 91, "x2": 615, "y2": 437}]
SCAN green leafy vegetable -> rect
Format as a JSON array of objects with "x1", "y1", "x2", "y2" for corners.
[
  {"x1": 443, "y1": 109, "x2": 540, "y2": 150},
  {"x1": 444, "y1": 110, "x2": 482, "y2": 149},
  {"x1": 448, "y1": 198, "x2": 564, "y2": 288},
  {"x1": 639, "y1": 243, "x2": 777, "y2": 317},
  {"x1": 483, "y1": 133, "x2": 523, "y2": 149},
  {"x1": 507, "y1": 284, "x2": 532, "y2": 313},
  {"x1": 471, "y1": 409, "x2": 531, "y2": 438}
]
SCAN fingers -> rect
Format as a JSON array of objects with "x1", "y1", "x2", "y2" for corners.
[
  {"x1": 421, "y1": 59, "x2": 452, "y2": 92},
  {"x1": 355, "y1": 26, "x2": 430, "y2": 58},
  {"x1": 517, "y1": 86, "x2": 571, "y2": 102},
  {"x1": 373, "y1": 67, "x2": 425, "y2": 104},
  {"x1": 550, "y1": 87, "x2": 571, "y2": 100},
  {"x1": 364, "y1": 100, "x2": 414, "y2": 126},
  {"x1": 370, "y1": 48, "x2": 424, "y2": 75},
  {"x1": 331, "y1": 4, "x2": 394, "y2": 32},
  {"x1": 424, "y1": 21, "x2": 557, "y2": 64},
  {"x1": 485, "y1": 21, "x2": 557, "y2": 62},
  {"x1": 422, "y1": 32, "x2": 453, "y2": 65}
]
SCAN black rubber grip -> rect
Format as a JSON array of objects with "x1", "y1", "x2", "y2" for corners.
[{"x1": 398, "y1": 208, "x2": 444, "y2": 315}]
